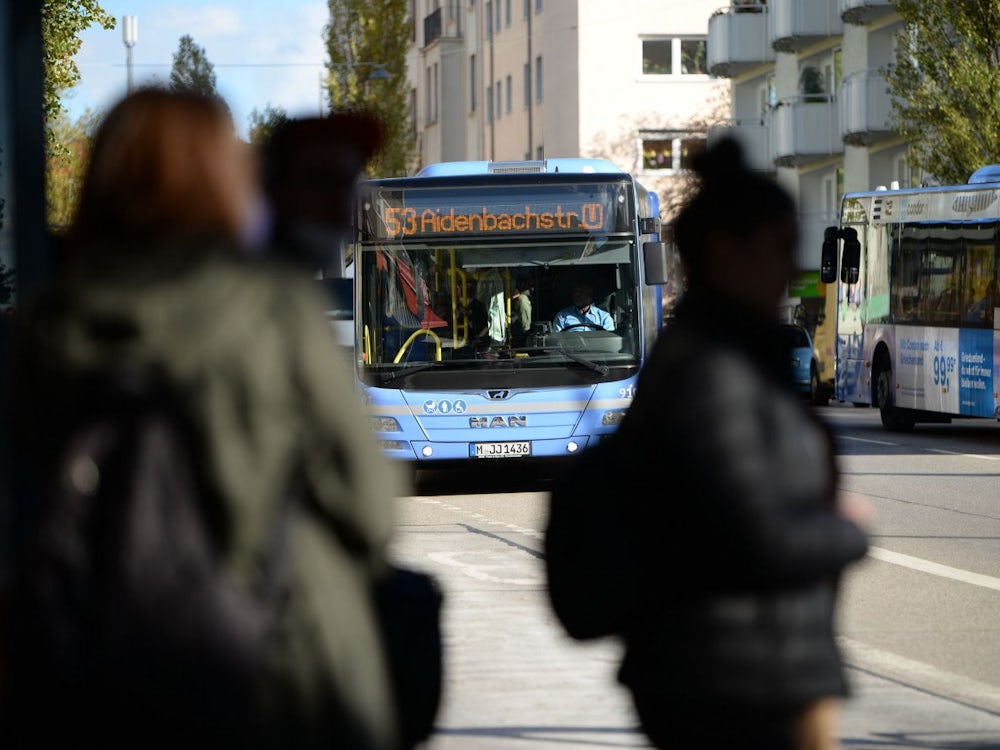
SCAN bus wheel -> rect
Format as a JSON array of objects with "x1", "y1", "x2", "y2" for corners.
[
  {"x1": 809, "y1": 367, "x2": 828, "y2": 406},
  {"x1": 876, "y1": 368, "x2": 915, "y2": 432}
]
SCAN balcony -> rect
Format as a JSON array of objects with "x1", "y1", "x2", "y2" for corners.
[
  {"x1": 423, "y1": 3, "x2": 462, "y2": 48},
  {"x1": 839, "y1": 69, "x2": 894, "y2": 146},
  {"x1": 708, "y1": 118, "x2": 774, "y2": 172},
  {"x1": 770, "y1": 0, "x2": 843, "y2": 53},
  {"x1": 707, "y1": 3, "x2": 775, "y2": 78},
  {"x1": 771, "y1": 97, "x2": 843, "y2": 166},
  {"x1": 839, "y1": 0, "x2": 896, "y2": 25}
]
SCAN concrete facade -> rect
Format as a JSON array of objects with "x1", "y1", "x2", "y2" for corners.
[
  {"x1": 707, "y1": 0, "x2": 905, "y2": 274},
  {"x1": 407, "y1": 0, "x2": 726, "y2": 185}
]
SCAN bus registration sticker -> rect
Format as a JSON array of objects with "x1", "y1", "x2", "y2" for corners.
[{"x1": 470, "y1": 441, "x2": 531, "y2": 458}]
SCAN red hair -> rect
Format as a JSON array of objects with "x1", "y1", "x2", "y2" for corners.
[{"x1": 68, "y1": 88, "x2": 251, "y2": 249}]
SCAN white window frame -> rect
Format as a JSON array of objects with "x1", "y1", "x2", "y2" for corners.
[
  {"x1": 640, "y1": 36, "x2": 709, "y2": 78},
  {"x1": 637, "y1": 131, "x2": 707, "y2": 175}
]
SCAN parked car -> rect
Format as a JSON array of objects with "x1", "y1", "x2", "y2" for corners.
[{"x1": 782, "y1": 324, "x2": 825, "y2": 404}]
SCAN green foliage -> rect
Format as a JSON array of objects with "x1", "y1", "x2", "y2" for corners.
[
  {"x1": 887, "y1": 0, "x2": 1000, "y2": 185},
  {"x1": 41, "y1": 1, "x2": 115, "y2": 152},
  {"x1": 46, "y1": 109, "x2": 102, "y2": 231},
  {"x1": 169, "y1": 34, "x2": 218, "y2": 97},
  {"x1": 0, "y1": 257, "x2": 15, "y2": 307},
  {"x1": 325, "y1": 0, "x2": 412, "y2": 177},
  {"x1": 248, "y1": 104, "x2": 289, "y2": 144}
]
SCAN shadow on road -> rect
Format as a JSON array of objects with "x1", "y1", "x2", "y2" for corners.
[
  {"x1": 842, "y1": 733, "x2": 1000, "y2": 749},
  {"x1": 432, "y1": 724, "x2": 647, "y2": 747},
  {"x1": 414, "y1": 459, "x2": 564, "y2": 497}
]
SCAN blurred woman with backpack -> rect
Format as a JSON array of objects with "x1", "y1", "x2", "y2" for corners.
[
  {"x1": 5, "y1": 88, "x2": 405, "y2": 748},
  {"x1": 613, "y1": 138, "x2": 872, "y2": 749}
]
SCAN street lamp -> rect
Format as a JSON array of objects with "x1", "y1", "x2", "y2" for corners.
[{"x1": 122, "y1": 15, "x2": 138, "y2": 94}]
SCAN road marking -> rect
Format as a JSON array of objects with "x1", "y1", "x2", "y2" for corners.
[
  {"x1": 427, "y1": 550, "x2": 541, "y2": 586},
  {"x1": 839, "y1": 435, "x2": 899, "y2": 446},
  {"x1": 926, "y1": 448, "x2": 1000, "y2": 461},
  {"x1": 869, "y1": 546, "x2": 1000, "y2": 593},
  {"x1": 840, "y1": 636, "x2": 1000, "y2": 715}
]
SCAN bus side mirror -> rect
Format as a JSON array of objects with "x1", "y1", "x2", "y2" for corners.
[
  {"x1": 639, "y1": 217, "x2": 661, "y2": 237},
  {"x1": 841, "y1": 227, "x2": 860, "y2": 285},
  {"x1": 820, "y1": 226, "x2": 838, "y2": 284},
  {"x1": 643, "y1": 241, "x2": 669, "y2": 285}
]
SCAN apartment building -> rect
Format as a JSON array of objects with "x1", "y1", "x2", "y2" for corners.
[
  {"x1": 707, "y1": 0, "x2": 903, "y2": 274},
  {"x1": 408, "y1": 0, "x2": 725, "y2": 190}
]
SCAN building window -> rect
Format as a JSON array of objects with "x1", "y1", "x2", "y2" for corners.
[
  {"x1": 487, "y1": 84, "x2": 493, "y2": 122},
  {"x1": 535, "y1": 56, "x2": 543, "y2": 101},
  {"x1": 506, "y1": 74, "x2": 512, "y2": 113},
  {"x1": 642, "y1": 38, "x2": 707, "y2": 76},
  {"x1": 642, "y1": 39, "x2": 672, "y2": 75},
  {"x1": 536, "y1": 145, "x2": 543, "y2": 159},
  {"x1": 410, "y1": 88, "x2": 417, "y2": 141},
  {"x1": 641, "y1": 132, "x2": 707, "y2": 172},
  {"x1": 496, "y1": 80, "x2": 502, "y2": 118},
  {"x1": 496, "y1": 0, "x2": 501, "y2": 32},
  {"x1": 425, "y1": 66, "x2": 433, "y2": 124},
  {"x1": 524, "y1": 0, "x2": 529, "y2": 18},
  {"x1": 523, "y1": 63, "x2": 531, "y2": 107},
  {"x1": 433, "y1": 62, "x2": 439, "y2": 121},
  {"x1": 470, "y1": 54, "x2": 477, "y2": 112},
  {"x1": 536, "y1": 0, "x2": 542, "y2": 11},
  {"x1": 486, "y1": 1, "x2": 492, "y2": 36},
  {"x1": 505, "y1": 0, "x2": 511, "y2": 26}
]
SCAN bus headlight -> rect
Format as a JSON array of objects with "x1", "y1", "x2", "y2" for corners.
[
  {"x1": 601, "y1": 410, "x2": 627, "y2": 426},
  {"x1": 370, "y1": 417, "x2": 402, "y2": 432},
  {"x1": 377, "y1": 440, "x2": 405, "y2": 451}
]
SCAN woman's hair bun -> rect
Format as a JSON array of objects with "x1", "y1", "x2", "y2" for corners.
[{"x1": 692, "y1": 136, "x2": 747, "y2": 187}]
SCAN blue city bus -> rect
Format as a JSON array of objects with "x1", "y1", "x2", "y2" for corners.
[
  {"x1": 353, "y1": 158, "x2": 667, "y2": 463},
  {"x1": 821, "y1": 165, "x2": 1000, "y2": 430}
]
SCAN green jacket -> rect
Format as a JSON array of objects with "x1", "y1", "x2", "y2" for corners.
[{"x1": 16, "y1": 242, "x2": 403, "y2": 748}]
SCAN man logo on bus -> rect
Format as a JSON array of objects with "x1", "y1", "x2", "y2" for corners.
[{"x1": 470, "y1": 416, "x2": 527, "y2": 428}]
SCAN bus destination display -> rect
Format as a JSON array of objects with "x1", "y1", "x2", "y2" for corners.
[{"x1": 364, "y1": 184, "x2": 629, "y2": 240}]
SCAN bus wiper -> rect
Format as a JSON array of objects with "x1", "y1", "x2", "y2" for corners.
[
  {"x1": 379, "y1": 362, "x2": 443, "y2": 384},
  {"x1": 545, "y1": 348, "x2": 610, "y2": 376}
]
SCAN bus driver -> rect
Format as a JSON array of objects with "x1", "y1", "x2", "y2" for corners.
[{"x1": 553, "y1": 280, "x2": 615, "y2": 332}]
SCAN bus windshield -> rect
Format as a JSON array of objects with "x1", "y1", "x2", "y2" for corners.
[{"x1": 357, "y1": 236, "x2": 641, "y2": 385}]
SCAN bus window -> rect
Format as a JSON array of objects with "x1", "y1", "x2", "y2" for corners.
[{"x1": 960, "y1": 225, "x2": 997, "y2": 327}]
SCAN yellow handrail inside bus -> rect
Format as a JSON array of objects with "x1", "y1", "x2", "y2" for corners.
[
  {"x1": 363, "y1": 324, "x2": 371, "y2": 364},
  {"x1": 393, "y1": 328, "x2": 442, "y2": 363}
]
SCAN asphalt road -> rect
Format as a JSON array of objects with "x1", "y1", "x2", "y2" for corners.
[{"x1": 390, "y1": 405, "x2": 1000, "y2": 749}]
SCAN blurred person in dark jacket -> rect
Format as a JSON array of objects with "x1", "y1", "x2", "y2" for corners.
[
  {"x1": 615, "y1": 137, "x2": 871, "y2": 750},
  {"x1": 262, "y1": 112, "x2": 385, "y2": 275},
  {"x1": 9, "y1": 88, "x2": 403, "y2": 749}
]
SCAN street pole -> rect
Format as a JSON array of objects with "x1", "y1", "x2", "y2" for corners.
[{"x1": 122, "y1": 15, "x2": 138, "y2": 94}]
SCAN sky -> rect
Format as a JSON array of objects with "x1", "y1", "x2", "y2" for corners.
[{"x1": 67, "y1": 1, "x2": 331, "y2": 137}]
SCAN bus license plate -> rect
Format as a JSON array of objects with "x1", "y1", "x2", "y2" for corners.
[{"x1": 471, "y1": 441, "x2": 531, "y2": 458}]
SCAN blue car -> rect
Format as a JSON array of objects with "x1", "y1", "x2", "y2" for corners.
[{"x1": 782, "y1": 324, "x2": 824, "y2": 404}]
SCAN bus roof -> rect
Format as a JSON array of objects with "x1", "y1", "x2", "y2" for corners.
[{"x1": 416, "y1": 158, "x2": 625, "y2": 177}]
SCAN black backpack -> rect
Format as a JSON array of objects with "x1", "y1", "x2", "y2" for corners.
[
  {"x1": 1, "y1": 372, "x2": 283, "y2": 747},
  {"x1": 545, "y1": 435, "x2": 640, "y2": 640}
]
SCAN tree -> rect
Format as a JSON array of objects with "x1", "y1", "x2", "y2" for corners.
[
  {"x1": 169, "y1": 34, "x2": 218, "y2": 97},
  {"x1": 886, "y1": 1, "x2": 1000, "y2": 186},
  {"x1": 325, "y1": 0, "x2": 411, "y2": 177},
  {"x1": 248, "y1": 104, "x2": 289, "y2": 144},
  {"x1": 46, "y1": 109, "x2": 101, "y2": 231},
  {"x1": 41, "y1": 1, "x2": 115, "y2": 149}
]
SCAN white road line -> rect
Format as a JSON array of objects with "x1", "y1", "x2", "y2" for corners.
[
  {"x1": 839, "y1": 636, "x2": 1000, "y2": 715},
  {"x1": 926, "y1": 448, "x2": 1000, "y2": 461},
  {"x1": 839, "y1": 435, "x2": 899, "y2": 446},
  {"x1": 869, "y1": 546, "x2": 1000, "y2": 593}
]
